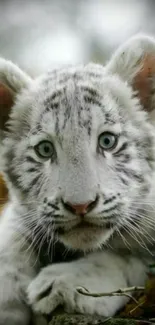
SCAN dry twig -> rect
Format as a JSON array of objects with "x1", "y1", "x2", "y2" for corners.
[{"x1": 77, "y1": 286, "x2": 145, "y2": 304}]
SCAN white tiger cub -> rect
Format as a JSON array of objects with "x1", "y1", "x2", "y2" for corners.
[{"x1": 0, "y1": 34, "x2": 155, "y2": 324}]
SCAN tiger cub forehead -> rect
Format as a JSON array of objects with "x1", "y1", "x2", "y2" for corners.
[{"x1": 26, "y1": 63, "x2": 131, "y2": 136}]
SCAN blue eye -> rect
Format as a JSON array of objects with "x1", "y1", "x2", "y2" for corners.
[
  {"x1": 98, "y1": 132, "x2": 117, "y2": 150},
  {"x1": 34, "y1": 141, "x2": 54, "y2": 159}
]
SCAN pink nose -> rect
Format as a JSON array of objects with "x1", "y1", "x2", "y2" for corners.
[{"x1": 67, "y1": 202, "x2": 92, "y2": 215}]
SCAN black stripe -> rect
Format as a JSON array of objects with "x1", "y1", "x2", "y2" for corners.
[
  {"x1": 104, "y1": 196, "x2": 116, "y2": 205},
  {"x1": 83, "y1": 95, "x2": 102, "y2": 107},
  {"x1": 118, "y1": 154, "x2": 131, "y2": 163},
  {"x1": 119, "y1": 176, "x2": 129, "y2": 185},
  {"x1": 26, "y1": 156, "x2": 38, "y2": 164},
  {"x1": 49, "y1": 90, "x2": 64, "y2": 102},
  {"x1": 6, "y1": 168, "x2": 31, "y2": 194},
  {"x1": 26, "y1": 168, "x2": 37, "y2": 173},
  {"x1": 81, "y1": 86, "x2": 100, "y2": 98},
  {"x1": 119, "y1": 168, "x2": 144, "y2": 183},
  {"x1": 28, "y1": 174, "x2": 41, "y2": 188},
  {"x1": 104, "y1": 113, "x2": 115, "y2": 125},
  {"x1": 44, "y1": 89, "x2": 64, "y2": 111},
  {"x1": 47, "y1": 203, "x2": 60, "y2": 211},
  {"x1": 45, "y1": 102, "x2": 59, "y2": 112},
  {"x1": 6, "y1": 168, "x2": 22, "y2": 189},
  {"x1": 102, "y1": 205, "x2": 118, "y2": 214},
  {"x1": 114, "y1": 143, "x2": 128, "y2": 156},
  {"x1": 31, "y1": 124, "x2": 42, "y2": 135},
  {"x1": 104, "y1": 119, "x2": 115, "y2": 125}
]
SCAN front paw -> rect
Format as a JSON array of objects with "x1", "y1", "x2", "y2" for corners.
[
  {"x1": 27, "y1": 265, "x2": 113, "y2": 317},
  {"x1": 27, "y1": 269, "x2": 77, "y2": 315}
]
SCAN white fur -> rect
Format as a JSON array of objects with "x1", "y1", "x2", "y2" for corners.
[
  {"x1": 27, "y1": 251, "x2": 148, "y2": 316},
  {"x1": 0, "y1": 34, "x2": 155, "y2": 324}
]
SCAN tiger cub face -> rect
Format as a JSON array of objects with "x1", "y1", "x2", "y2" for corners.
[{"x1": 1, "y1": 34, "x2": 155, "y2": 251}]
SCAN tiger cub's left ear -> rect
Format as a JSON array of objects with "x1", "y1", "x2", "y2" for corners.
[
  {"x1": 0, "y1": 58, "x2": 32, "y2": 132},
  {"x1": 107, "y1": 34, "x2": 155, "y2": 112}
]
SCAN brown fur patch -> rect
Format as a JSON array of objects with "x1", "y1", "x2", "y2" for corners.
[
  {"x1": 0, "y1": 83, "x2": 14, "y2": 130},
  {"x1": 0, "y1": 174, "x2": 8, "y2": 213},
  {"x1": 134, "y1": 54, "x2": 155, "y2": 111}
]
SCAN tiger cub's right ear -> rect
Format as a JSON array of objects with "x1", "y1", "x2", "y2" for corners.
[{"x1": 0, "y1": 58, "x2": 32, "y2": 132}]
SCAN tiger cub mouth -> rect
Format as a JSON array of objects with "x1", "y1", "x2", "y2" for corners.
[{"x1": 57, "y1": 220, "x2": 114, "y2": 235}]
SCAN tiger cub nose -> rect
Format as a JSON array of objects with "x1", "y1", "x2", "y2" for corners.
[{"x1": 62, "y1": 197, "x2": 98, "y2": 215}]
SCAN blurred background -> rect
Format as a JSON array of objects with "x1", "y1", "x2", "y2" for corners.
[{"x1": 0, "y1": 0, "x2": 155, "y2": 75}]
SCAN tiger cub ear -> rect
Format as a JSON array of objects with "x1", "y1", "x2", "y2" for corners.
[
  {"x1": 0, "y1": 58, "x2": 32, "y2": 132},
  {"x1": 107, "y1": 34, "x2": 155, "y2": 112},
  {"x1": 0, "y1": 83, "x2": 14, "y2": 131}
]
